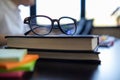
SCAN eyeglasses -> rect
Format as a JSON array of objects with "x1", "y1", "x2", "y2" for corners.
[{"x1": 24, "y1": 15, "x2": 77, "y2": 36}]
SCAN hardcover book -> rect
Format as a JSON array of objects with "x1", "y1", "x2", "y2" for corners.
[
  {"x1": 28, "y1": 49, "x2": 100, "y2": 63},
  {"x1": 5, "y1": 35, "x2": 99, "y2": 51}
]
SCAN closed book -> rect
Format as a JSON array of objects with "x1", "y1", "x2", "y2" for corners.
[
  {"x1": 0, "y1": 49, "x2": 27, "y2": 62},
  {"x1": 0, "y1": 71, "x2": 25, "y2": 78},
  {"x1": 0, "y1": 54, "x2": 39, "y2": 70},
  {"x1": 5, "y1": 35, "x2": 99, "y2": 51},
  {"x1": 28, "y1": 49, "x2": 100, "y2": 63},
  {"x1": 0, "y1": 60, "x2": 36, "y2": 72}
]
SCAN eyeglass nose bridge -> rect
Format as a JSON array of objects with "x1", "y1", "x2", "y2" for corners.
[
  {"x1": 52, "y1": 19, "x2": 69, "y2": 35},
  {"x1": 51, "y1": 19, "x2": 65, "y2": 34},
  {"x1": 52, "y1": 19, "x2": 59, "y2": 23},
  {"x1": 52, "y1": 19, "x2": 61, "y2": 27}
]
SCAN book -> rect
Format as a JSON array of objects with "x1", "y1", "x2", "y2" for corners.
[
  {"x1": 0, "y1": 49, "x2": 27, "y2": 62},
  {"x1": 28, "y1": 49, "x2": 100, "y2": 63},
  {"x1": 5, "y1": 35, "x2": 99, "y2": 51},
  {"x1": 0, "y1": 54, "x2": 39, "y2": 70},
  {"x1": 0, "y1": 60, "x2": 36, "y2": 72},
  {"x1": 0, "y1": 71, "x2": 25, "y2": 78}
]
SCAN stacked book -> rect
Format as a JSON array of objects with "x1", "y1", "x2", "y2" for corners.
[
  {"x1": 5, "y1": 35, "x2": 100, "y2": 63},
  {"x1": 0, "y1": 49, "x2": 39, "y2": 78}
]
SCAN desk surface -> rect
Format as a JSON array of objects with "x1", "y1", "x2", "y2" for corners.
[{"x1": 1, "y1": 39, "x2": 120, "y2": 80}]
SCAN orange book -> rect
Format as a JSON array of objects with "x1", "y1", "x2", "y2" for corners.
[{"x1": 0, "y1": 54, "x2": 39, "y2": 70}]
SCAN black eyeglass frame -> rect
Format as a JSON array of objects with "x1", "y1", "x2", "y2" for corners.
[{"x1": 24, "y1": 15, "x2": 77, "y2": 35}]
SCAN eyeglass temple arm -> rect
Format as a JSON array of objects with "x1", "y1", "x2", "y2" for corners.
[
  {"x1": 24, "y1": 30, "x2": 31, "y2": 35},
  {"x1": 24, "y1": 27, "x2": 40, "y2": 35}
]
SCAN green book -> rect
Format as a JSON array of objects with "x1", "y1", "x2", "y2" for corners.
[
  {"x1": 0, "y1": 49, "x2": 27, "y2": 62},
  {"x1": 0, "y1": 60, "x2": 36, "y2": 72}
]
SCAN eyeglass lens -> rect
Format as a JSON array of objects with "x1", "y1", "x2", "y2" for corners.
[
  {"x1": 29, "y1": 16, "x2": 52, "y2": 35},
  {"x1": 29, "y1": 16, "x2": 76, "y2": 35},
  {"x1": 59, "y1": 18, "x2": 76, "y2": 35}
]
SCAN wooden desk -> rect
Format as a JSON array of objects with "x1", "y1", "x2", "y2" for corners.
[{"x1": 1, "y1": 39, "x2": 120, "y2": 80}]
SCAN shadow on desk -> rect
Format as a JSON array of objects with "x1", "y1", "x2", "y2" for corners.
[
  {"x1": 0, "y1": 59, "x2": 99, "y2": 80},
  {"x1": 32, "y1": 59, "x2": 99, "y2": 80}
]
